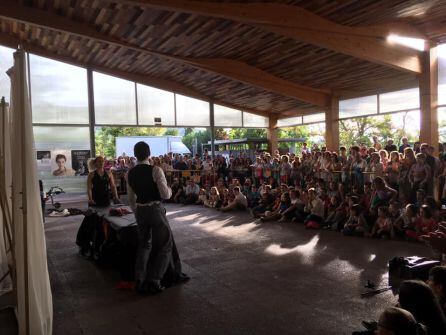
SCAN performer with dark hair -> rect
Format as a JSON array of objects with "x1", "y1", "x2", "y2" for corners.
[{"x1": 127, "y1": 141, "x2": 187, "y2": 294}]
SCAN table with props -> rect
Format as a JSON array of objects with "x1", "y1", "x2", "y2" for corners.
[{"x1": 76, "y1": 204, "x2": 187, "y2": 286}]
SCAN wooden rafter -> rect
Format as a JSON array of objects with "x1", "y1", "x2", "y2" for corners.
[
  {"x1": 113, "y1": 0, "x2": 423, "y2": 73},
  {"x1": 0, "y1": 2, "x2": 330, "y2": 107},
  {"x1": 0, "y1": 32, "x2": 271, "y2": 118}
]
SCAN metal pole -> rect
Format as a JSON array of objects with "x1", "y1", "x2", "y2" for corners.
[
  {"x1": 87, "y1": 68, "x2": 96, "y2": 157},
  {"x1": 209, "y1": 101, "x2": 215, "y2": 158}
]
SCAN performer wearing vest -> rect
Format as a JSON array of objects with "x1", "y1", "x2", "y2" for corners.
[{"x1": 127, "y1": 141, "x2": 173, "y2": 294}]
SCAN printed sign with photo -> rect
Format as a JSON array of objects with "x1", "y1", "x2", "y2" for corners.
[
  {"x1": 51, "y1": 150, "x2": 75, "y2": 177},
  {"x1": 71, "y1": 150, "x2": 91, "y2": 176},
  {"x1": 36, "y1": 151, "x2": 52, "y2": 172}
]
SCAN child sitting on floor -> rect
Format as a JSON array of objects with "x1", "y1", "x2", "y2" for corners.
[
  {"x1": 196, "y1": 188, "x2": 207, "y2": 205},
  {"x1": 260, "y1": 192, "x2": 291, "y2": 222},
  {"x1": 342, "y1": 204, "x2": 367, "y2": 237},
  {"x1": 204, "y1": 186, "x2": 220, "y2": 208},
  {"x1": 406, "y1": 204, "x2": 438, "y2": 241},
  {"x1": 393, "y1": 204, "x2": 417, "y2": 239},
  {"x1": 371, "y1": 206, "x2": 393, "y2": 239}
]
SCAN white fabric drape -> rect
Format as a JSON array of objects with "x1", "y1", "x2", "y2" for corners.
[
  {"x1": 9, "y1": 48, "x2": 53, "y2": 335},
  {"x1": 0, "y1": 98, "x2": 13, "y2": 296}
]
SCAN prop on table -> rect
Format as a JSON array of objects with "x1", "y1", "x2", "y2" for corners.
[{"x1": 109, "y1": 207, "x2": 132, "y2": 217}]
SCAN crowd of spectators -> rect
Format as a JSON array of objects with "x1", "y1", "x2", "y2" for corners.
[
  {"x1": 101, "y1": 138, "x2": 446, "y2": 242},
  {"x1": 93, "y1": 137, "x2": 446, "y2": 334}
]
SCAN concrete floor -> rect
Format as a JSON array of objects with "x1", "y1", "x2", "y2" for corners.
[{"x1": 6, "y1": 203, "x2": 435, "y2": 334}]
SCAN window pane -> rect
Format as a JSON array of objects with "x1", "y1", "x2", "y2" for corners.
[
  {"x1": 93, "y1": 72, "x2": 137, "y2": 125},
  {"x1": 0, "y1": 46, "x2": 14, "y2": 104},
  {"x1": 339, "y1": 95, "x2": 378, "y2": 119},
  {"x1": 439, "y1": 44, "x2": 446, "y2": 105},
  {"x1": 303, "y1": 113, "x2": 325, "y2": 124},
  {"x1": 175, "y1": 94, "x2": 209, "y2": 126},
  {"x1": 277, "y1": 116, "x2": 302, "y2": 127},
  {"x1": 379, "y1": 88, "x2": 419, "y2": 113},
  {"x1": 243, "y1": 112, "x2": 268, "y2": 128},
  {"x1": 29, "y1": 54, "x2": 89, "y2": 124},
  {"x1": 440, "y1": 107, "x2": 446, "y2": 142},
  {"x1": 137, "y1": 84, "x2": 175, "y2": 126},
  {"x1": 34, "y1": 126, "x2": 90, "y2": 193},
  {"x1": 214, "y1": 104, "x2": 242, "y2": 127}
]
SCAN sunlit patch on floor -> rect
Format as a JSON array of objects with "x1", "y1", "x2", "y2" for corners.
[
  {"x1": 321, "y1": 258, "x2": 363, "y2": 283},
  {"x1": 190, "y1": 215, "x2": 259, "y2": 238},
  {"x1": 264, "y1": 235, "x2": 321, "y2": 264},
  {"x1": 171, "y1": 213, "x2": 201, "y2": 221}
]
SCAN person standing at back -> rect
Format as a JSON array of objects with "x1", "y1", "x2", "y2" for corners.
[{"x1": 127, "y1": 141, "x2": 173, "y2": 294}]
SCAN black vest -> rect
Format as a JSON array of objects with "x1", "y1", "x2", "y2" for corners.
[{"x1": 127, "y1": 164, "x2": 161, "y2": 203}]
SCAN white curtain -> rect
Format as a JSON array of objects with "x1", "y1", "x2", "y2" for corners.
[
  {"x1": 9, "y1": 48, "x2": 53, "y2": 335},
  {"x1": 0, "y1": 98, "x2": 13, "y2": 296}
]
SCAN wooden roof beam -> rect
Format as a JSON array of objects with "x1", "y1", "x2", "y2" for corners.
[
  {"x1": 0, "y1": 2, "x2": 330, "y2": 107},
  {"x1": 113, "y1": 0, "x2": 424, "y2": 73},
  {"x1": 0, "y1": 32, "x2": 270, "y2": 118}
]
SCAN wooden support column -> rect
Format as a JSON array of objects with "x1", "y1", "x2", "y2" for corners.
[
  {"x1": 267, "y1": 115, "x2": 278, "y2": 154},
  {"x1": 325, "y1": 96, "x2": 339, "y2": 152},
  {"x1": 419, "y1": 45, "x2": 439, "y2": 153}
]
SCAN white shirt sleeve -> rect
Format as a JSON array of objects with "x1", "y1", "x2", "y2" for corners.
[
  {"x1": 152, "y1": 166, "x2": 172, "y2": 199},
  {"x1": 127, "y1": 183, "x2": 137, "y2": 212}
]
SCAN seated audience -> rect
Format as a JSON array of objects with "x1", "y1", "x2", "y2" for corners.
[
  {"x1": 377, "y1": 307, "x2": 426, "y2": 335},
  {"x1": 398, "y1": 280, "x2": 446, "y2": 335},
  {"x1": 220, "y1": 186, "x2": 248, "y2": 212},
  {"x1": 428, "y1": 266, "x2": 446, "y2": 315}
]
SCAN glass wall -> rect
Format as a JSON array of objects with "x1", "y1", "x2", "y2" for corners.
[
  {"x1": 439, "y1": 107, "x2": 446, "y2": 143},
  {"x1": 0, "y1": 46, "x2": 14, "y2": 103},
  {"x1": 175, "y1": 94, "x2": 210, "y2": 126},
  {"x1": 29, "y1": 54, "x2": 89, "y2": 124},
  {"x1": 303, "y1": 112, "x2": 325, "y2": 124},
  {"x1": 137, "y1": 84, "x2": 175, "y2": 126},
  {"x1": 439, "y1": 44, "x2": 446, "y2": 106},
  {"x1": 379, "y1": 88, "x2": 419, "y2": 113},
  {"x1": 34, "y1": 126, "x2": 90, "y2": 193},
  {"x1": 242, "y1": 112, "x2": 269, "y2": 128},
  {"x1": 339, "y1": 110, "x2": 420, "y2": 148},
  {"x1": 339, "y1": 95, "x2": 378, "y2": 119},
  {"x1": 277, "y1": 116, "x2": 302, "y2": 127},
  {"x1": 214, "y1": 104, "x2": 242, "y2": 127},
  {"x1": 93, "y1": 72, "x2": 137, "y2": 125}
]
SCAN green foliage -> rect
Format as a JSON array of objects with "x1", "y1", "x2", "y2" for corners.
[
  {"x1": 164, "y1": 128, "x2": 180, "y2": 136},
  {"x1": 182, "y1": 129, "x2": 211, "y2": 153},
  {"x1": 228, "y1": 128, "x2": 267, "y2": 139},
  {"x1": 339, "y1": 113, "x2": 417, "y2": 148}
]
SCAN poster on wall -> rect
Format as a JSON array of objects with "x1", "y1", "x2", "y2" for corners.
[
  {"x1": 51, "y1": 150, "x2": 75, "y2": 177},
  {"x1": 36, "y1": 151, "x2": 52, "y2": 172},
  {"x1": 71, "y1": 150, "x2": 90, "y2": 176}
]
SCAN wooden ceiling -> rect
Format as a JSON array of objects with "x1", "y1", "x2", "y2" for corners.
[{"x1": 0, "y1": 0, "x2": 445, "y2": 118}]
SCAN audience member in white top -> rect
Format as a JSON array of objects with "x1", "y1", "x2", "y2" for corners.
[{"x1": 220, "y1": 187, "x2": 248, "y2": 212}]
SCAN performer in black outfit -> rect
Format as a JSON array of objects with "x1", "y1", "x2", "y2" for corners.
[
  {"x1": 127, "y1": 141, "x2": 186, "y2": 294},
  {"x1": 87, "y1": 156, "x2": 119, "y2": 207}
]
